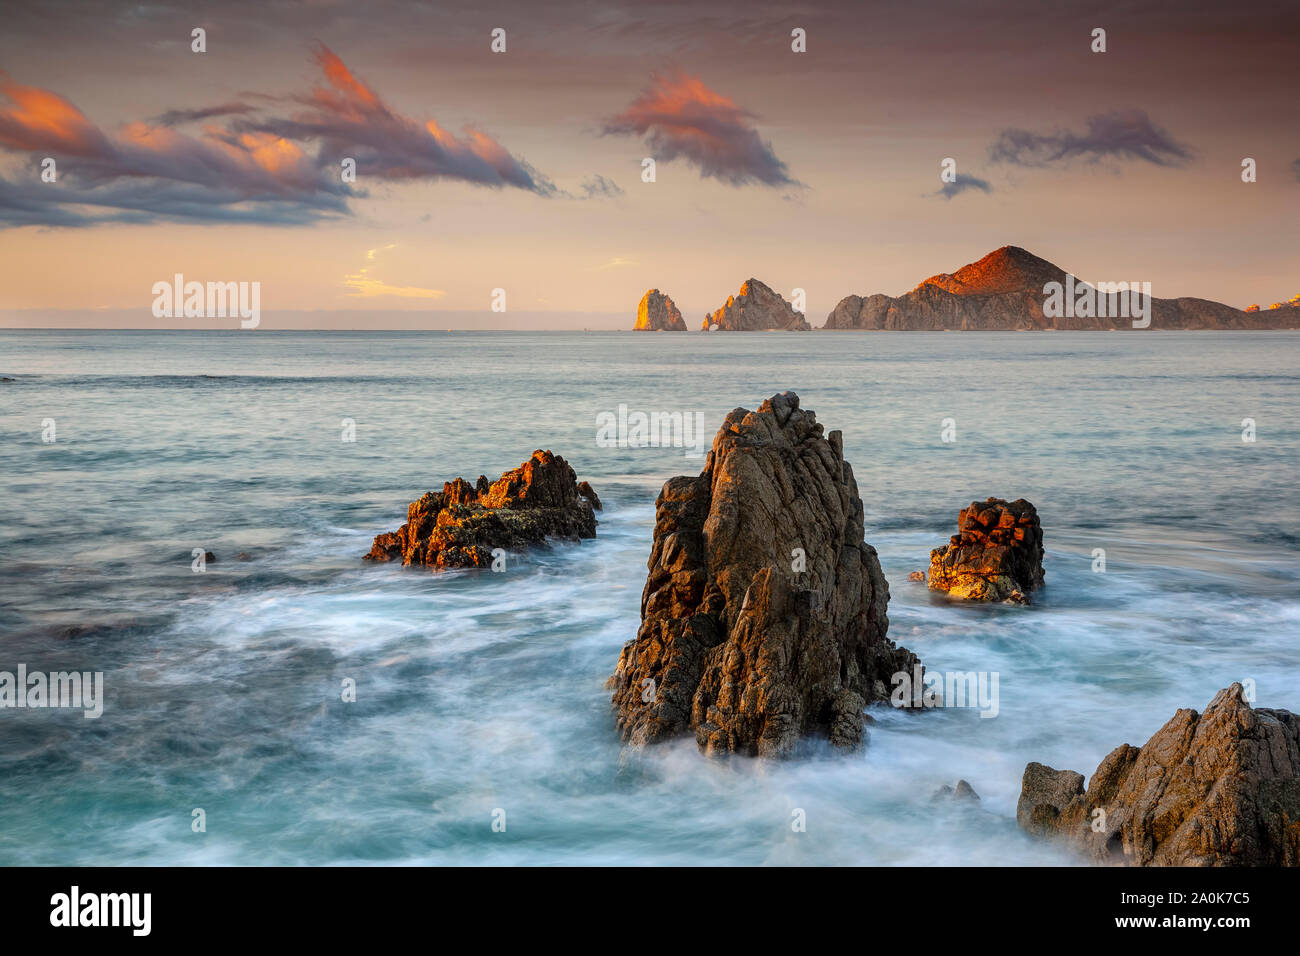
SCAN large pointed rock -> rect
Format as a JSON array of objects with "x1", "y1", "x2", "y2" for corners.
[
  {"x1": 704, "y1": 279, "x2": 810, "y2": 331},
  {"x1": 608, "y1": 391, "x2": 919, "y2": 757},
  {"x1": 1017, "y1": 684, "x2": 1300, "y2": 866},
  {"x1": 633, "y1": 289, "x2": 687, "y2": 331}
]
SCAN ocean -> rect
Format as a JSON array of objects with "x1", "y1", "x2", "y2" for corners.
[{"x1": 1, "y1": 328, "x2": 1297, "y2": 865}]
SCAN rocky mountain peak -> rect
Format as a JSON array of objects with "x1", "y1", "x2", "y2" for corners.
[{"x1": 919, "y1": 246, "x2": 1066, "y2": 296}]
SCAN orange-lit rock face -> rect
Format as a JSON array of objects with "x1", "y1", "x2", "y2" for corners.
[
  {"x1": 823, "y1": 246, "x2": 1285, "y2": 331},
  {"x1": 928, "y1": 497, "x2": 1044, "y2": 603},
  {"x1": 918, "y1": 246, "x2": 1064, "y2": 297},
  {"x1": 703, "y1": 278, "x2": 809, "y2": 331},
  {"x1": 633, "y1": 289, "x2": 686, "y2": 331},
  {"x1": 365, "y1": 450, "x2": 598, "y2": 570}
]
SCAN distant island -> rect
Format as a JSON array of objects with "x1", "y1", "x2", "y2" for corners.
[{"x1": 631, "y1": 246, "x2": 1299, "y2": 331}]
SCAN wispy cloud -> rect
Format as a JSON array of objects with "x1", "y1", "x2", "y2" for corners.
[
  {"x1": 989, "y1": 109, "x2": 1192, "y2": 168},
  {"x1": 0, "y1": 66, "x2": 350, "y2": 227},
  {"x1": 0, "y1": 46, "x2": 553, "y2": 228},
  {"x1": 579, "y1": 173, "x2": 624, "y2": 199},
  {"x1": 596, "y1": 256, "x2": 636, "y2": 270},
  {"x1": 603, "y1": 73, "x2": 798, "y2": 188},
  {"x1": 343, "y1": 244, "x2": 444, "y2": 299},
  {"x1": 931, "y1": 174, "x2": 993, "y2": 200},
  {"x1": 150, "y1": 102, "x2": 259, "y2": 127},
  {"x1": 241, "y1": 44, "x2": 555, "y2": 194},
  {"x1": 342, "y1": 275, "x2": 446, "y2": 299}
]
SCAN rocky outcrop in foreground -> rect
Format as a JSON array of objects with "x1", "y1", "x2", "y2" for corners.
[
  {"x1": 823, "y1": 245, "x2": 1295, "y2": 330},
  {"x1": 608, "y1": 391, "x2": 919, "y2": 757},
  {"x1": 365, "y1": 450, "x2": 598, "y2": 570},
  {"x1": 703, "y1": 279, "x2": 810, "y2": 331},
  {"x1": 1018, "y1": 684, "x2": 1300, "y2": 866},
  {"x1": 633, "y1": 289, "x2": 687, "y2": 331},
  {"x1": 928, "y1": 497, "x2": 1044, "y2": 603}
]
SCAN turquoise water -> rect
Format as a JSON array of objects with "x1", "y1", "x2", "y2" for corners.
[{"x1": 0, "y1": 329, "x2": 1297, "y2": 865}]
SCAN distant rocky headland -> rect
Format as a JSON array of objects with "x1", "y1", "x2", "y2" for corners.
[
  {"x1": 631, "y1": 246, "x2": 1298, "y2": 331},
  {"x1": 824, "y1": 246, "x2": 1294, "y2": 331}
]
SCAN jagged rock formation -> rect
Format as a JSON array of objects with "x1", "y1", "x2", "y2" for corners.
[
  {"x1": 1017, "y1": 684, "x2": 1300, "y2": 866},
  {"x1": 703, "y1": 279, "x2": 810, "y2": 331},
  {"x1": 633, "y1": 289, "x2": 687, "y2": 331},
  {"x1": 365, "y1": 450, "x2": 598, "y2": 570},
  {"x1": 823, "y1": 246, "x2": 1297, "y2": 330},
  {"x1": 928, "y1": 498, "x2": 1044, "y2": 603},
  {"x1": 608, "y1": 391, "x2": 919, "y2": 757}
]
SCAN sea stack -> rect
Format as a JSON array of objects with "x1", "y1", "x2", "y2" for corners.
[
  {"x1": 633, "y1": 289, "x2": 687, "y2": 331},
  {"x1": 927, "y1": 497, "x2": 1044, "y2": 603},
  {"x1": 365, "y1": 450, "x2": 598, "y2": 570},
  {"x1": 1017, "y1": 684, "x2": 1300, "y2": 866},
  {"x1": 608, "y1": 391, "x2": 920, "y2": 757},
  {"x1": 703, "y1": 279, "x2": 810, "y2": 331}
]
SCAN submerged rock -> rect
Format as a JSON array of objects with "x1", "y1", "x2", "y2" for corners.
[
  {"x1": 933, "y1": 779, "x2": 981, "y2": 803},
  {"x1": 608, "y1": 391, "x2": 920, "y2": 757},
  {"x1": 703, "y1": 279, "x2": 810, "y2": 331},
  {"x1": 1017, "y1": 684, "x2": 1300, "y2": 866},
  {"x1": 364, "y1": 450, "x2": 597, "y2": 570},
  {"x1": 927, "y1": 497, "x2": 1044, "y2": 603},
  {"x1": 633, "y1": 289, "x2": 687, "y2": 331}
]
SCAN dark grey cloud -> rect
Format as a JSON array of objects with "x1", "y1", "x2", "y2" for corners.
[
  {"x1": 932, "y1": 174, "x2": 993, "y2": 200},
  {"x1": 1292, "y1": 158, "x2": 1300, "y2": 181},
  {"x1": 0, "y1": 175, "x2": 352, "y2": 228},
  {"x1": 150, "y1": 102, "x2": 258, "y2": 126},
  {"x1": 989, "y1": 110, "x2": 1192, "y2": 168}
]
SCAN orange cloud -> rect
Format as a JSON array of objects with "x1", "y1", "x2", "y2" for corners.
[
  {"x1": 0, "y1": 45, "x2": 554, "y2": 227},
  {"x1": 249, "y1": 43, "x2": 554, "y2": 192},
  {"x1": 603, "y1": 73, "x2": 797, "y2": 187},
  {"x1": 0, "y1": 71, "x2": 108, "y2": 157}
]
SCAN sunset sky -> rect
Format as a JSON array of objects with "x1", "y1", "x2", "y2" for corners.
[{"x1": 1, "y1": 0, "x2": 1297, "y2": 329}]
